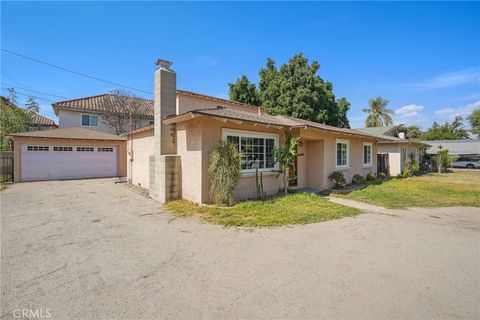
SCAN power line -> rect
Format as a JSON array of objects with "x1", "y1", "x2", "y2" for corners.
[
  {"x1": 1, "y1": 83, "x2": 68, "y2": 100},
  {"x1": 1, "y1": 48, "x2": 153, "y2": 95},
  {"x1": 13, "y1": 91, "x2": 58, "y2": 103}
]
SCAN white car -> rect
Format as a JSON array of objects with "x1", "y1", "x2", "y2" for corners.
[{"x1": 452, "y1": 157, "x2": 480, "y2": 169}]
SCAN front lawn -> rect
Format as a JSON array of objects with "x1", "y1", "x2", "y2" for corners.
[
  {"x1": 333, "y1": 171, "x2": 480, "y2": 209},
  {"x1": 166, "y1": 193, "x2": 361, "y2": 227}
]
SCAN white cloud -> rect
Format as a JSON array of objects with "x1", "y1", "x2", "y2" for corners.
[
  {"x1": 395, "y1": 104, "x2": 424, "y2": 116},
  {"x1": 394, "y1": 104, "x2": 426, "y2": 126},
  {"x1": 413, "y1": 67, "x2": 479, "y2": 90},
  {"x1": 435, "y1": 100, "x2": 480, "y2": 120}
]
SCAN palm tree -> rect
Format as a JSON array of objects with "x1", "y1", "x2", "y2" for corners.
[{"x1": 362, "y1": 97, "x2": 394, "y2": 127}]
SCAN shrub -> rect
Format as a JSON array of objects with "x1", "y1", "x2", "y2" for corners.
[
  {"x1": 403, "y1": 159, "x2": 421, "y2": 177},
  {"x1": 376, "y1": 172, "x2": 387, "y2": 180},
  {"x1": 328, "y1": 171, "x2": 346, "y2": 188},
  {"x1": 366, "y1": 172, "x2": 376, "y2": 181},
  {"x1": 435, "y1": 148, "x2": 452, "y2": 173},
  {"x1": 351, "y1": 174, "x2": 364, "y2": 185},
  {"x1": 208, "y1": 141, "x2": 241, "y2": 206}
]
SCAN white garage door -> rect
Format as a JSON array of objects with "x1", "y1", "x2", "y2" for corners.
[{"x1": 21, "y1": 144, "x2": 118, "y2": 181}]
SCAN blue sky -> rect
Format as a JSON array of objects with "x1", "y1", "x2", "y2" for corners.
[{"x1": 1, "y1": 1, "x2": 479, "y2": 129}]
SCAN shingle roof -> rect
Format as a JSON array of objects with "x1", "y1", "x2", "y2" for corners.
[
  {"x1": 163, "y1": 107, "x2": 381, "y2": 139},
  {"x1": 8, "y1": 127, "x2": 126, "y2": 141},
  {"x1": 32, "y1": 114, "x2": 57, "y2": 127},
  {"x1": 52, "y1": 94, "x2": 154, "y2": 117},
  {"x1": 355, "y1": 126, "x2": 397, "y2": 137}
]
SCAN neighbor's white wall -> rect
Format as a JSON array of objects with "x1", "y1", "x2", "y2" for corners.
[
  {"x1": 378, "y1": 144, "x2": 401, "y2": 176},
  {"x1": 58, "y1": 110, "x2": 152, "y2": 133}
]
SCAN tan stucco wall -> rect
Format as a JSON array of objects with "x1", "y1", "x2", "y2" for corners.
[
  {"x1": 11, "y1": 136, "x2": 126, "y2": 182},
  {"x1": 177, "y1": 93, "x2": 259, "y2": 115},
  {"x1": 176, "y1": 121, "x2": 203, "y2": 204},
  {"x1": 59, "y1": 109, "x2": 152, "y2": 134},
  {"x1": 300, "y1": 129, "x2": 378, "y2": 188},
  {"x1": 127, "y1": 130, "x2": 154, "y2": 188},
  {"x1": 172, "y1": 117, "x2": 287, "y2": 204}
]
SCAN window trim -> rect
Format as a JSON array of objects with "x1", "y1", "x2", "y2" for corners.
[
  {"x1": 363, "y1": 142, "x2": 373, "y2": 167},
  {"x1": 221, "y1": 128, "x2": 279, "y2": 174},
  {"x1": 335, "y1": 138, "x2": 350, "y2": 169},
  {"x1": 81, "y1": 114, "x2": 99, "y2": 127}
]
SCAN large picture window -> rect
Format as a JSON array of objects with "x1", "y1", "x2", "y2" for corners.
[
  {"x1": 363, "y1": 143, "x2": 372, "y2": 166},
  {"x1": 336, "y1": 139, "x2": 349, "y2": 168},
  {"x1": 81, "y1": 114, "x2": 98, "y2": 127},
  {"x1": 223, "y1": 129, "x2": 278, "y2": 173}
]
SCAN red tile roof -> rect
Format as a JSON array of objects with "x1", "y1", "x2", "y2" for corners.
[
  {"x1": 52, "y1": 94, "x2": 154, "y2": 117},
  {"x1": 32, "y1": 114, "x2": 57, "y2": 127}
]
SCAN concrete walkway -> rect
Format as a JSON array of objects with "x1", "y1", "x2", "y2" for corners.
[{"x1": 327, "y1": 196, "x2": 390, "y2": 213}]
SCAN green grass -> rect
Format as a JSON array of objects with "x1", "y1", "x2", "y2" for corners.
[
  {"x1": 334, "y1": 171, "x2": 480, "y2": 209},
  {"x1": 166, "y1": 193, "x2": 361, "y2": 227}
]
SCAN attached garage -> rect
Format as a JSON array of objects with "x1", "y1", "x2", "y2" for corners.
[{"x1": 9, "y1": 127, "x2": 127, "y2": 182}]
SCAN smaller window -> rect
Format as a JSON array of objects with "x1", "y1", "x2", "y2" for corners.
[
  {"x1": 149, "y1": 120, "x2": 154, "y2": 125},
  {"x1": 28, "y1": 127, "x2": 39, "y2": 132},
  {"x1": 97, "y1": 147, "x2": 114, "y2": 152},
  {"x1": 81, "y1": 115, "x2": 99, "y2": 127},
  {"x1": 27, "y1": 146, "x2": 49, "y2": 151},
  {"x1": 53, "y1": 146, "x2": 73, "y2": 152},
  {"x1": 77, "y1": 147, "x2": 94, "y2": 152},
  {"x1": 363, "y1": 143, "x2": 372, "y2": 166},
  {"x1": 336, "y1": 139, "x2": 349, "y2": 168}
]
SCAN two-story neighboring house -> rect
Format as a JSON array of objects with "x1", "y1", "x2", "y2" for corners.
[{"x1": 51, "y1": 94, "x2": 154, "y2": 134}]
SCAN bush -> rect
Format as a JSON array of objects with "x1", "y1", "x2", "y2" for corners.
[
  {"x1": 328, "y1": 171, "x2": 346, "y2": 188},
  {"x1": 402, "y1": 159, "x2": 421, "y2": 177},
  {"x1": 351, "y1": 174, "x2": 364, "y2": 185},
  {"x1": 376, "y1": 172, "x2": 387, "y2": 180},
  {"x1": 366, "y1": 172, "x2": 376, "y2": 181},
  {"x1": 435, "y1": 148, "x2": 452, "y2": 173},
  {"x1": 208, "y1": 141, "x2": 241, "y2": 206}
]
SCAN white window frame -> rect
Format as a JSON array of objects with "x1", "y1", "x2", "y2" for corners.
[
  {"x1": 81, "y1": 114, "x2": 99, "y2": 127},
  {"x1": 363, "y1": 142, "x2": 373, "y2": 167},
  {"x1": 221, "y1": 128, "x2": 279, "y2": 174},
  {"x1": 335, "y1": 139, "x2": 350, "y2": 169}
]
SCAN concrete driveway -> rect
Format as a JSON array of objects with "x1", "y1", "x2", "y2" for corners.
[{"x1": 1, "y1": 179, "x2": 479, "y2": 319}]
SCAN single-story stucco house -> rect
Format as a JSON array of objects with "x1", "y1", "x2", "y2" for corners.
[
  {"x1": 127, "y1": 59, "x2": 386, "y2": 204},
  {"x1": 356, "y1": 126, "x2": 429, "y2": 176}
]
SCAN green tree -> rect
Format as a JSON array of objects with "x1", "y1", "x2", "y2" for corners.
[
  {"x1": 362, "y1": 97, "x2": 394, "y2": 127},
  {"x1": 24, "y1": 96, "x2": 40, "y2": 113},
  {"x1": 435, "y1": 147, "x2": 452, "y2": 173},
  {"x1": 208, "y1": 141, "x2": 241, "y2": 206},
  {"x1": 421, "y1": 116, "x2": 468, "y2": 140},
  {"x1": 228, "y1": 75, "x2": 261, "y2": 106},
  {"x1": 229, "y1": 54, "x2": 351, "y2": 128},
  {"x1": 273, "y1": 135, "x2": 299, "y2": 195},
  {"x1": 0, "y1": 99, "x2": 32, "y2": 150},
  {"x1": 397, "y1": 124, "x2": 422, "y2": 139},
  {"x1": 467, "y1": 109, "x2": 480, "y2": 135},
  {"x1": 336, "y1": 98, "x2": 351, "y2": 129}
]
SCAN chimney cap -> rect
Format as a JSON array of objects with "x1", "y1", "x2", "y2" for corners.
[{"x1": 155, "y1": 59, "x2": 173, "y2": 71}]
